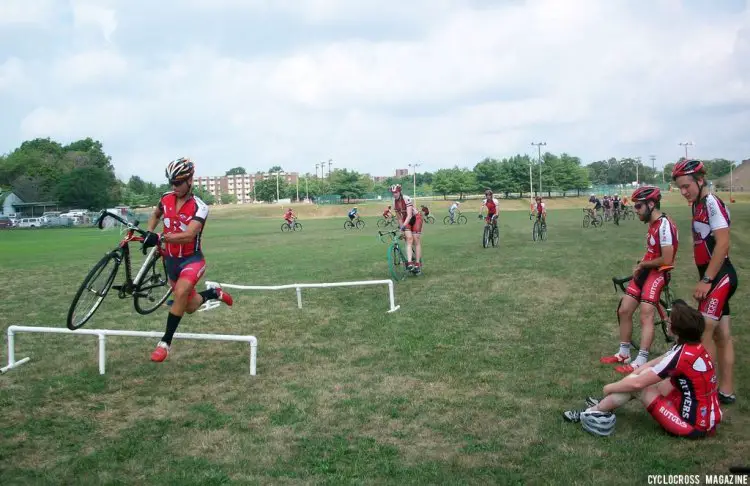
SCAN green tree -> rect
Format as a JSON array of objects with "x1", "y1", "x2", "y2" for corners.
[
  {"x1": 254, "y1": 177, "x2": 287, "y2": 203},
  {"x1": 193, "y1": 186, "x2": 216, "y2": 205},
  {"x1": 433, "y1": 169, "x2": 457, "y2": 199},
  {"x1": 225, "y1": 167, "x2": 247, "y2": 176},
  {"x1": 221, "y1": 193, "x2": 238, "y2": 204},
  {"x1": 55, "y1": 167, "x2": 118, "y2": 209},
  {"x1": 127, "y1": 176, "x2": 147, "y2": 194},
  {"x1": 330, "y1": 169, "x2": 366, "y2": 202},
  {"x1": 267, "y1": 166, "x2": 283, "y2": 174}
]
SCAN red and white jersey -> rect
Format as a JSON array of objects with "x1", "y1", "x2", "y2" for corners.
[
  {"x1": 536, "y1": 202, "x2": 546, "y2": 214},
  {"x1": 651, "y1": 343, "x2": 721, "y2": 432},
  {"x1": 691, "y1": 194, "x2": 730, "y2": 266},
  {"x1": 158, "y1": 192, "x2": 209, "y2": 258},
  {"x1": 393, "y1": 194, "x2": 414, "y2": 221},
  {"x1": 484, "y1": 197, "x2": 499, "y2": 215},
  {"x1": 642, "y1": 215, "x2": 678, "y2": 264}
]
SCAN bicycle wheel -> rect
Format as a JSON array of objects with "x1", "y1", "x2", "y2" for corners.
[
  {"x1": 458, "y1": 214, "x2": 468, "y2": 225},
  {"x1": 387, "y1": 243, "x2": 409, "y2": 281},
  {"x1": 583, "y1": 215, "x2": 590, "y2": 228},
  {"x1": 533, "y1": 221, "x2": 539, "y2": 241},
  {"x1": 67, "y1": 251, "x2": 121, "y2": 330},
  {"x1": 293, "y1": 222, "x2": 302, "y2": 231},
  {"x1": 377, "y1": 218, "x2": 386, "y2": 228},
  {"x1": 281, "y1": 223, "x2": 291, "y2": 232},
  {"x1": 540, "y1": 223, "x2": 547, "y2": 241},
  {"x1": 483, "y1": 225, "x2": 489, "y2": 248},
  {"x1": 443, "y1": 216, "x2": 451, "y2": 225},
  {"x1": 356, "y1": 220, "x2": 365, "y2": 229},
  {"x1": 134, "y1": 252, "x2": 172, "y2": 315},
  {"x1": 344, "y1": 220, "x2": 354, "y2": 229},
  {"x1": 426, "y1": 216, "x2": 435, "y2": 224},
  {"x1": 613, "y1": 211, "x2": 620, "y2": 225},
  {"x1": 491, "y1": 226, "x2": 499, "y2": 247}
]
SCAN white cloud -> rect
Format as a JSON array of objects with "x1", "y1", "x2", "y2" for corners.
[
  {"x1": 72, "y1": 0, "x2": 118, "y2": 42},
  {"x1": 0, "y1": 0, "x2": 59, "y2": 25},
  {"x1": 2, "y1": 0, "x2": 750, "y2": 182}
]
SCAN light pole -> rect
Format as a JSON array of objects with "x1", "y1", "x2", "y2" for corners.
[
  {"x1": 531, "y1": 142, "x2": 546, "y2": 194},
  {"x1": 328, "y1": 159, "x2": 333, "y2": 179},
  {"x1": 635, "y1": 156, "x2": 641, "y2": 185},
  {"x1": 679, "y1": 141, "x2": 694, "y2": 159},
  {"x1": 305, "y1": 174, "x2": 309, "y2": 202},
  {"x1": 271, "y1": 170, "x2": 284, "y2": 202},
  {"x1": 408, "y1": 162, "x2": 422, "y2": 197},
  {"x1": 649, "y1": 155, "x2": 656, "y2": 183},
  {"x1": 315, "y1": 163, "x2": 319, "y2": 179}
]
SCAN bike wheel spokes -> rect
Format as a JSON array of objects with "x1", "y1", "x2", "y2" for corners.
[
  {"x1": 67, "y1": 253, "x2": 120, "y2": 330},
  {"x1": 356, "y1": 220, "x2": 365, "y2": 229},
  {"x1": 458, "y1": 214, "x2": 468, "y2": 224},
  {"x1": 492, "y1": 226, "x2": 499, "y2": 247},
  {"x1": 294, "y1": 222, "x2": 302, "y2": 231},
  {"x1": 388, "y1": 244, "x2": 409, "y2": 281},
  {"x1": 134, "y1": 253, "x2": 172, "y2": 315},
  {"x1": 482, "y1": 226, "x2": 489, "y2": 248},
  {"x1": 281, "y1": 223, "x2": 290, "y2": 232},
  {"x1": 533, "y1": 222, "x2": 538, "y2": 241}
]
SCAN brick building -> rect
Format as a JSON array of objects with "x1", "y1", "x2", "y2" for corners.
[{"x1": 195, "y1": 172, "x2": 299, "y2": 203}]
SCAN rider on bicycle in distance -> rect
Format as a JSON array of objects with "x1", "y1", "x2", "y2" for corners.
[
  {"x1": 535, "y1": 196, "x2": 546, "y2": 226},
  {"x1": 484, "y1": 190, "x2": 499, "y2": 226}
]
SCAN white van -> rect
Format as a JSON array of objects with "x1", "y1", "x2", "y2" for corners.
[{"x1": 17, "y1": 217, "x2": 44, "y2": 228}]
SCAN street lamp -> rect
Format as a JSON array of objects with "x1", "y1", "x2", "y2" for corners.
[
  {"x1": 531, "y1": 142, "x2": 546, "y2": 194},
  {"x1": 328, "y1": 159, "x2": 333, "y2": 179},
  {"x1": 408, "y1": 162, "x2": 422, "y2": 197},
  {"x1": 271, "y1": 170, "x2": 285, "y2": 202},
  {"x1": 679, "y1": 141, "x2": 694, "y2": 159},
  {"x1": 649, "y1": 155, "x2": 656, "y2": 183},
  {"x1": 315, "y1": 163, "x2": 319, "y2": 179}
]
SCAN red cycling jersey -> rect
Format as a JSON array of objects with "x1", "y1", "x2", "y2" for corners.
[
  {"x1": 485, "y1": 197, "x2": 498, "y2": 216},
  {"x1": 536, "y1": 202, "x2": 545, "y2": 214},
  {"x1": 158, "y1": 192, "x2": 209, "y2": 258},
  {"x1": 642, "y1": 215, "x2": 678, "y2": 264},
  {"x1": 393, "y1": 194, "x2": 414, "y2": 222},
  {"x1": 651, "y1": 343, "x2": 721, "y2": 433},
  {"x1": 691, "y1": 194, "x2": 730, "y2": 267}
]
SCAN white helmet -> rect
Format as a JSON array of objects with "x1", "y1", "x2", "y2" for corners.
[
  {"x1": 580, "y1": 410, "x2": 616, "y2": 437},
  {"x1": 166, "y1": 157, "x2": 195, "y2": 182}
]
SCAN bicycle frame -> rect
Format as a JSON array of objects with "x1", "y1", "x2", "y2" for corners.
[
  {"x1": 611, "y1": 269, "x2": 675, "y2": 345},
  {"x1": 98, "y1": 211, "x2": 162, "y2": 297}
]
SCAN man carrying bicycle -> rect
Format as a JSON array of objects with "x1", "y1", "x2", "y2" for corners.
[
  {"x1": 534, "y1": 196, "x2": 546, "y2": 225},
  {"x1": 391, "y1": 184, "x2": 423, "y2": 274},
  {"x1": 600, "y1": 186, "x2": 678, "y2": 374},
  {"x1": 448, "y1": 201, "x2": 460, "y2": 223},
  {"x1": 484, "y1": 190, "x2": 499, "y2": 226},
  {"x1": 672, "y1": 159, "x2": 738, "y2": 404},
  {"x1": 142, "y1": 157, "x2": 233, "y2": 363}
]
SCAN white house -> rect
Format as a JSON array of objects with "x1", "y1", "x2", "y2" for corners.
[{"x1": 0, "y1": 191, "x2": 23, "y2": 217}]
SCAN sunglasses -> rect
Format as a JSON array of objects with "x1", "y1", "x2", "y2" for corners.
[
  {"x1": 634, "y1": 202, "x2": 644, "y2": 210},
  {"x1": 170, "y1": 179, "x2": 187, "y2": 187}
]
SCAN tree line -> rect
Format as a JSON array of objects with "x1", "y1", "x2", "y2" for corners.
[{"x1": 0, "y1": 137, "x2": 739, "y2": 209}]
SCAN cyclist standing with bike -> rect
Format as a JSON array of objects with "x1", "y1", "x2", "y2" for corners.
[
  {"x1": 141, "y1": 157, "x2": 233, "y2": 363},
  {"x1": 390, "y1": 184, "x2": 423, "y2": 274},
  {"x1": 672, "y1": 159, "x2": 738, "y2": 404},
  {"x1": 534, "y1": 196, "x2": 546, "y2": 226},
  {"x1": 600, "y1": 186, "x2": 678, "y2": 374}
]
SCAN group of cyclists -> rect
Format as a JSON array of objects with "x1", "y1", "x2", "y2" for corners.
[
  {"x1": 142, "y1": 155, "x2": 739, "y2": 444},
  {"x1": 563, "y1": 159, "x2": 738, "y2": 440},
  {"x1": 587, "y1": 193, "x2": 630, "y2": 223}
]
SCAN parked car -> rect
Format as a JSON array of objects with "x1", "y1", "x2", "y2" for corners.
[
  {"x1": 17, "y1": 217, "x2": 44, "y2": 228},
  {"x1": 0, "y1": 216, "x2": 13, "y2": 229}
]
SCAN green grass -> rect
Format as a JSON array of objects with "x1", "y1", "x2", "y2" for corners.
[{"x1": 0, "y1": 205, "x2": 748, "y2": 485}]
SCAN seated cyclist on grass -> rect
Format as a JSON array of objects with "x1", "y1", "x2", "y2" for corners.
[{"x1": 563, "y1": 300, "x2": 721, "y2": 439}]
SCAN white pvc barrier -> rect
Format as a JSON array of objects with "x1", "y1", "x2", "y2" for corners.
[
  {"x1": 198, "y1": 279, "x2": 401, "y2": 313},
  {"x1": 0, "y1": 325, "x2": 257, "y2": 376}
]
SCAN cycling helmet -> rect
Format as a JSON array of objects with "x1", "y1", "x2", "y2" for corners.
[
  {"x1": 535, "y1": 196, "x2": 541, "y2": 201},
  {"x1": 631, "y1": 185, "x2": 661, "y2": 202},
  {"x1": 672, "y1": 159, "x2": 705, "y2": 179},
  {"x1": 580, "y1": 410, "x2": 616, "y2": 437},
  {"x1": 390, "y1": 184, "x2": 402, "y2": 193},
  {"x1": 166, "y1": 157, "x2": 195, "y2": 182},
  {"x1": 485, "y1": 189, "x2": 493, "y2": 196}
]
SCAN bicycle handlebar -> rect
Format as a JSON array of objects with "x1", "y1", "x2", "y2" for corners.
[
  {"x1": 612, "y1": 276, "x2": 632, "y2": 293},
  {"x1": 96, "y1": 210, "x2": 146, "y2": 235}
]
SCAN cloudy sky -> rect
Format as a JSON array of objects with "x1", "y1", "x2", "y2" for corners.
[{"x1": 1, "y1": 0, "x2": 748, "y2": 183}]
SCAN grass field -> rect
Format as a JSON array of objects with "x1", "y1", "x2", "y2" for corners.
[{"x1": 0, "y1": 199, "x2": 748, "y2": 485}]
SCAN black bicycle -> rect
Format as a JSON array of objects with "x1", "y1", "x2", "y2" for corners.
[
  {"x1": 532, "y1": 218, "x2": 547, "y2": 241},
  {"x1": 612, "y1": 265, "x2": 676, "y2": 350},
  {"x1": 66, "y1": 210, "x2": 172, "y2": 330},
  {"x1": 482, "y1": 219, "x2": 499, "y2": 248}
]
